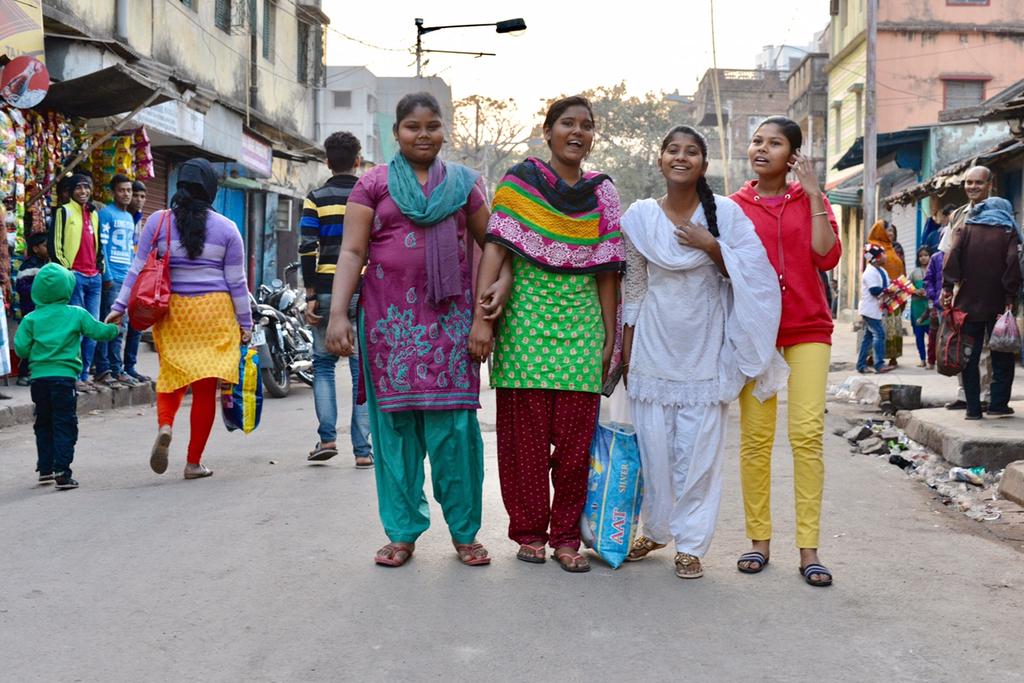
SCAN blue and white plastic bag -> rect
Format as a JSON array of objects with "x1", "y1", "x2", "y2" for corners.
[{"x1": 580, "y1": 422, "x2": 644, "y2": 568}]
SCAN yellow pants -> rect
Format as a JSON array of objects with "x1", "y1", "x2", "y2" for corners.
[{"x1": 738, "y1": 342, "x2": 829, "y2": 549}]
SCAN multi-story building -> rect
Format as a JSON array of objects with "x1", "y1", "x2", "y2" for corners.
[
  {"x1": 787, "y1": 51, "x2": 830, "y2": 184},
  {"x1": 692, "y1": 68, "x2": 790, "y2": 194},
  {"x1": 825, "y1": 0, "x2": 1024, "y2": 314},
  {"x1": 318, "y1": 66, "x2": 453, "y2": 165},
  {"x1": 39, "y1": 0, "x2": 330, "y2": 286}
]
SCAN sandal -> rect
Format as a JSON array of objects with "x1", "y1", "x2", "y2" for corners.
[
  {"x1": 675, "y1": 553, "x2": 704, "y2": 579},
  {"x1": 552, "y1": 547, "x2": 591, "y2": 573},
  {"x1": 150, "y1": 426, "x2": 172, "y2": 474},
  {"x1": 375, "y1": 542, "x2": 414, "y2": 567},
  {"x1": 183, "y1": 463, "x2": 213, "y2": 479},
  {"x1": 307, "y1": 442, "x2": 338, "y2": 462},
  {"x1": 737, "y1": 551, "x2": 769, "y2": 574},
  {"x1": 800, "y1": 564, "x2": 833, "y2": 587},
  {"x1": 454, "y1": 541, "x2": 491, "y2": 566},
  {"x1": 516, "y1": 543, "x2": 546, "y2": 564},
  {"x1": 354, "y1": 455, "x2": 375, "y2": 469},
  {"x1": 626, "y1": 535, "x2": 666, "y2": 562}
]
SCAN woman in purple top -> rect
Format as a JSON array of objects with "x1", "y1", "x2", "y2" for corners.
[
  {"x1": 107, "y1": 158, "x2": 251, "y2": 480},
  {"x1": 325, "y1": 93, "x2": 510, "y2": 568}
]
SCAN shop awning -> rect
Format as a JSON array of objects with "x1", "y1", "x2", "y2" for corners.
[
  {"x1": 833, "y1": 129, "x2": 930, "y2": 171},
  {"x1": 39, "y1": 63, "x2": 176, "y2": 119},
  {"x1": 220, "y1": 176, "x2": 263, "y2": 191},
  {"x1": 884, "y1": 138, "x2": 1024, "y2": 208},
  {"x1": 827, "y1": 173, "x2": 863, "y2": 207}
]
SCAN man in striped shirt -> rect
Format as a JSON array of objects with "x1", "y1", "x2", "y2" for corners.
[{"x1": 300, "y1": 131, "x2": 373, "y2": 467}]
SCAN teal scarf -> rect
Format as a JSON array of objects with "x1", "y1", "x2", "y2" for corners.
[{"x1": 387, "y1": 154, "x2": 480, "y2": 304}]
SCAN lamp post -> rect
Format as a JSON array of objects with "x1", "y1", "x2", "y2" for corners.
[{"x1": 415, "y1": 17, "x2": 527, "y2": 77}]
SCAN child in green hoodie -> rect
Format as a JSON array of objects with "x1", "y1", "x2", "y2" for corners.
[{"x1": 14, "y1": 263, "x2": 119, "y2": 490}]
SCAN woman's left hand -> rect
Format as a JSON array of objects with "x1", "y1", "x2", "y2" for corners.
[
  {"x1": 789, "y1": 150, "x2": 822, "y2": 197},
  {"x1": 601, "y1": 343, "x2": 614, "y2": 383},
  {"x1": 674, "y1": 219, "x2": 716, "y2": 252},
  {"x1": 240, "y1": 327, "x2": 252, "y2": 345}
]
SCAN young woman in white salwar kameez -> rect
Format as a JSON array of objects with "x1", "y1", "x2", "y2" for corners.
[{"x1": 620, "y1": 126, "x2": 786, "y2": 579}]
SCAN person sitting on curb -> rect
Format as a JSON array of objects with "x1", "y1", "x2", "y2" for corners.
[
  {"x1": 941, "y1": 197, "x2": 1021, "y2": 420},
  {"x1": 857, "y1": 244, "x2": 894, "y2": 375}
]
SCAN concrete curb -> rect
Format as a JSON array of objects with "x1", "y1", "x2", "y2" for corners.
[
  {"x1": 895, "y1": 409, "x2": 1024, "y2": 470},
  {"x1": 0, "y1": 382, "x2": 156, "y2": 430}
]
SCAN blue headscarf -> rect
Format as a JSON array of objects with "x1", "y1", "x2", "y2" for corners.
[{"x1": 967, "y1": 197, "x2": 1022, "y2": 241}]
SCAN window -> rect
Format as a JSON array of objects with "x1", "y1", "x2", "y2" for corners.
[
  {"x1": 297, "y1": 21, "x2": 310, "y2": 83},
  {"x1": 215, "y1": 0, "x2": 231, "y2": 32},
  {"x1": 180, "y1": 0, "x2": 195, "y2": 8},
  {"x1": 262, "y1": 0, "x2": 275, "y2": 61},
  {"x1": 840, "y1": 0, "x2": 849, "y2": 29},
  {"x1": 333, "y1": 90, "x2": 351, "y2": 108},
  {"x1": 367, "y1": 94, "x2": 378, "y2": 114},
  {"x1": 943, "y1": 79, "x2": 986, "y2": 109},
  {"x1": 276, "y1": 198, "x2": 293, "y2": 232},
  {"x1": 747, "y1": 115, "x2": 765, "y2": 139}
]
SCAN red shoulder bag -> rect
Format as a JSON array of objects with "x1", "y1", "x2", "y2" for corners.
[{"x1": 128, "y1": 210, "x2": 172, "y2": 332}]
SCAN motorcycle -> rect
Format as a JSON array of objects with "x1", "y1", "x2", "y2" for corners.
[{"x1": 250, "y1": 262, "x2": 314, "y2": 398}]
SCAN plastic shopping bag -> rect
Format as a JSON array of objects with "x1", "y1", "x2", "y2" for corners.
[
  {"x1": 580, "y1": 422, "x2": 643, "y2": 569},
  {"x1": 221, "y1": 346, "x2": 263, "y2": 433},
  {"x1": 990, "y1": 310, "x2": 1021, "y2": 355}
]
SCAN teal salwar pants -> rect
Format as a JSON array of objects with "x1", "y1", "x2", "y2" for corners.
[{"x1": 361, "y1": 324, "x2": 484, "y2": 545}]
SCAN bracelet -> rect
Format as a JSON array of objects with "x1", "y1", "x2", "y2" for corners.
[{"x1": 810, "y1": 211, "x2": 828, "y2": 218}]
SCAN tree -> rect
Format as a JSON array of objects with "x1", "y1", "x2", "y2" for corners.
[
  {"x1": 448, "y1": 95, "x2": 528, "y2": 194},
  {"x1": 526, "y1": 83, "x2": 692, "y2": 207}
]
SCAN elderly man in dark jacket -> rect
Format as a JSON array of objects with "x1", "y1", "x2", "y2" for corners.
[{"x1": 942, "y1": 197, "x2": 1022, "y2": 420}]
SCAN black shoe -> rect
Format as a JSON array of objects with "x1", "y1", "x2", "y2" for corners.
[
  {"x1": 986, "y1": 406, "x2": 1015, "y2": 418},
  {"x1": 981, "y1": 401, "x2": 989, "y2": 412},
  {"x1": 54, "y1": 474, "x2": 79, "y2": 490},
  {"x1": 964, "y1": 413, "x2": 983, "y2": 421},
  {"x1": 38, "y1": 472, "x2": 54, "y2": 485},
  {"x1": 16, "y1": 376, "x2": 31, "y2": 387},
  {"x1": 945, "y1": 400, "x2": 967, "y2": 410}
]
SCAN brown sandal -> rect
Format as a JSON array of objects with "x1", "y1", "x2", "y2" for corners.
[
  {"x1": 675, "y1": 552, "x2": 704, "y2": 579},
  {"x1": 454, "y1": 541, "x2": 491, "y2": 566},
  {"x1": 516, "y1": 543, "x2": 547, "y2": 564},
  {"x1": 553, "y1": 547, "x2": 591, "y2": 573},
  {"x1": 375, "y1": 542, "x2": 415, "y2": 567},
  {"x1": 626, "y1": 535, "x2": 666, "y2": 562}
]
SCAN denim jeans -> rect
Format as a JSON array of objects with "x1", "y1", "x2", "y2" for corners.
[
  {"x1": 70, "y1": 271, "x2": 102, "y2": 380},
  {"x1": 123, "y1": 324, "x2": 142, "y2": 375},
  {"x1": 311, "y1": 293, "x2": 372, "y2": 457},
  {"x1": 31, "y1": 377, "x2": 78, "y2": 476},
  {"x1": 963, "y1": 320, "x2": 1015, "y2": 416},
  {"x1": 857, "y1": 316, "x2": 886, "y2": 372},
  {"x1": 93, "y1": 279, "x2": 125, "y2": 377}
]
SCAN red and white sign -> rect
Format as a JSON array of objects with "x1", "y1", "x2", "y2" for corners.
[
  {"x1": 1, "y1": 55, "x2": 49, "y2": 108},
  {"x1": 241, "y1": 131, "x2": 272, "y2": 177}
]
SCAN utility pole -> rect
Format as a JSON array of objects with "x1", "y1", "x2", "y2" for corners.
[
  {"x1": 709, "y1": 0, "x2": 730, "y2": 194},
  {"x1": 863, "y1": 0, "x2": 878, "y2": 229}
]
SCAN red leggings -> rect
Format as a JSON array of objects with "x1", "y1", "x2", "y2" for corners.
[
  {"x1": 156, "y1": 378, "x2": 219, "y2": 465},
  {"x1": 496, "y1": 388, "x2": 600, "y2": 550}
]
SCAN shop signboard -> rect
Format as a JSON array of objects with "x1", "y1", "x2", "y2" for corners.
[
  {"x1": 135, "y1": 100, "x2": 205, "y2": 146},
  {"x1": 0, "y1": 0, "x2": 44, "y2": 61},
  {"x1": 241, "y1": 131, "x2": 272, "y2": 178},
  {"x1": 0, "y1": 54, "x2": 47, "y2": 108}
]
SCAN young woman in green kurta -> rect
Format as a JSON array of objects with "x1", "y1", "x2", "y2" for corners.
[{"x1": 470, "y1": 96, "x2": 625, "y2": 572}]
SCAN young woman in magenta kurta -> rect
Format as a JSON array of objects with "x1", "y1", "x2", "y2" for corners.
[
  {"x1": 470, "y1": 96, "x2": 624, "y2": 573},
  {"x1": 325, "y1": 93, "x2": 509, "y2": 569},
  {"x1": 730, "y1": 116, "x2": 841, "y2": 587}
]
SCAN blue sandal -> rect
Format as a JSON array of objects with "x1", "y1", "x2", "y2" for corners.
[
  {"x1": 800, "y1": 563, "x2": 833, "y2": 587},
  {"x1": 737, "y1": 551, "x2": 769, "y2": 574}
]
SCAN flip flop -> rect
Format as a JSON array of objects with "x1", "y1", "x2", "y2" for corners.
[
  {"x1": 800, "y1": 563, "x2": 833, "y2": 587},
  {"x1": 307, "y1": 443, "x2": 338, "y2": 462},
  {"x1": 737, "y1": 551, "x2": 769, "y2": 574},
  {"x1": 516, "y1": 543, "x2": 546, "y2": 564},
  {"x1": 375, "y1": 542, "x2": 414, "y2": 567},
  {"x1": 454, "y1": 542, "x2": 491, "y2": 566},
  {"x1": 354, "y1": 455, "x2": 375, "y2": 469},
  {"x1": 552, "y1": 548, "x2": 591, "y2": 573}
]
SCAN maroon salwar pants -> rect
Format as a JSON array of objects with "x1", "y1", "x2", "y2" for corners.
[{"x1": 496, "y1": 387, "x2": 600, "y2": 550}]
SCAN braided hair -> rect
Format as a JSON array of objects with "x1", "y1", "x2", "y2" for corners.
[{"x1": 661, "y1": 125, "x2": 718, "y2": 237}]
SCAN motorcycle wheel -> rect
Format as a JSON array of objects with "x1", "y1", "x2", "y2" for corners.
[{"x1": 261, "y1": 362, "x2": 291, "y2": 398}]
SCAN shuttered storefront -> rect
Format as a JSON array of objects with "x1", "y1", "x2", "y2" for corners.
[{"x1": 141, "y1": 150, "x2": 170, "y2": 219}]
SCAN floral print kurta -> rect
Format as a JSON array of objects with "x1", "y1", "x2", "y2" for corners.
[{"x1": 348, "y1": 165, "x2": 486, "y2": 412}]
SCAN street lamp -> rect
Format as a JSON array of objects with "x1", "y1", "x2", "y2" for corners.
[{"x1": 415, "y1": 17, "x2": 527, "y2": 77}]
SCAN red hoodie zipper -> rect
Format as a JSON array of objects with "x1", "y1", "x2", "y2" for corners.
[{"x1": 752, "y1": 192, "x2": 792, "y2": 293}]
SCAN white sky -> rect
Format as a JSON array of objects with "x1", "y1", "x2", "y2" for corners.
[{"x1": 322, "y1": 0, "x2": 831, "y2": 119}]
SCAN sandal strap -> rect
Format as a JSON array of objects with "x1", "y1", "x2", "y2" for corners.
[
  {"x1": 738, "y1": 552, "x2": 767, "y2": 564},
  {"x1": 802, "y1": 564, "x2": 831, "y2": 578}
]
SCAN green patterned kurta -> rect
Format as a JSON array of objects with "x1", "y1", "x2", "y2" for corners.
[{"x1": 491, "y1": 257, "x2": 604, "y2": 393}]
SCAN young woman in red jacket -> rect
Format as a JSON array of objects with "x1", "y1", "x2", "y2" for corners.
[{"x1": 729, "y1": 116, "x2": 841, "y2": 587}]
